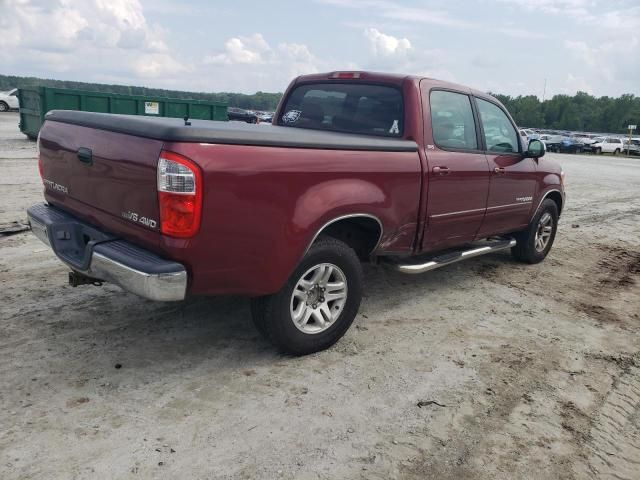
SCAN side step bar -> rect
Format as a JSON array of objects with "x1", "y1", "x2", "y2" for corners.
[{"x1": 390, "y1": 238, "x2": 516, "y2": 274}]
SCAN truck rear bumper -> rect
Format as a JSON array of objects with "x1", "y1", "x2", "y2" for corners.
[{"x1": 27, "y1": 203, "x2": 187, "y2": 302}]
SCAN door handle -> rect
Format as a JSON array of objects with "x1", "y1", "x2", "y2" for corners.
[
  {"x1": 432, "y1": 166, "x2": 450, "y2": 175},
  {"x1": 77, "y1": 147, "x2": 93, "y2": 166},
  {"x1": 494, "y1": 167, "x2": 506, "y2": 174}
]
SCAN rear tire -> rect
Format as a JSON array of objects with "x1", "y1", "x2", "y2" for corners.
[
  {"x1": 613, "y1": 149, "x2": 620, "y2": 156},
  {"x1": 0, "y1": 101, "x2": 8, "y2": 112},
  {"x1": 251, "y1": 236, "x2": 363, "y2": 355},
  {"x1": 511, "y1": 199, "x2": 559, "y2": 264}
]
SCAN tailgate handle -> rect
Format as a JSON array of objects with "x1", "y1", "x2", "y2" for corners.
[{"x1": 77, "y1": 147, "x2": 93, "y2": 166}]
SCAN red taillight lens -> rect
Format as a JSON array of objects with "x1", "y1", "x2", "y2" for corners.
[{"x1": 157, "y1": 150, "x2": 202, "y2": 238}]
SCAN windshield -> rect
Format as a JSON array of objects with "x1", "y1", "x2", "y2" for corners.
[{"x1": 278, "y1": 82, "x2": 404, "y2": 137}]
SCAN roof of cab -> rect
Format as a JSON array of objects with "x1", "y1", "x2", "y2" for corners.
[{"x1": 294, "y1": 71, "x2": 495, "y2": 102}]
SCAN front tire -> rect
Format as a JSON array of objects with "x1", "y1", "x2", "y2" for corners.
[
  {"x1": 0, "y1": 101, "x2": 8, "y2": 112},
  {"x1": 511, "y1": 199, "x2": 559, "y2": 264},
  {"x1": 251, "y1": 236, "x2": 363, "y2": 355}
]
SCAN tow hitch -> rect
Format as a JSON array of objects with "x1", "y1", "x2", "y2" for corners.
[{"x1": 68, "y1": 271, "x2": 103, "y2": 288}]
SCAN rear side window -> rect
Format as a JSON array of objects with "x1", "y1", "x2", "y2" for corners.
[
  {"x1": 476, "y1": 98, "x2": 519, "y2": 153},
  {"x1": 429, "y1": 90, "x2": 478, "y2": 150},
  {"x1": 279, "y1": 83, "x2": 403, "y2": 137}
]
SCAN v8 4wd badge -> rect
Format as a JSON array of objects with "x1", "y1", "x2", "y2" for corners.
[{"x1": 121, "y1": 211, "x2": 157, "y2": 228}]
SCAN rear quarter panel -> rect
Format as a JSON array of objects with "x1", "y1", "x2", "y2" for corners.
[{"x1": 163, "y1": 142, "x2": 422, "y2": 296}]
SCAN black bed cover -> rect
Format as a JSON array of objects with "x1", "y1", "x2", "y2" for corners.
[{"x1": 45, "y1": 110, "x2": 418, "y2": 152}]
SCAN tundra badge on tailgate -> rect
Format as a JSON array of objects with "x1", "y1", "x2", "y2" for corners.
[{"x1": 43, "y1": 178, "x2": 69, "y2": 194}]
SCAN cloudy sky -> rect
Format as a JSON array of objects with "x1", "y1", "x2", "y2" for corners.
[{"x1": 1, "y1": 0, "x2": 639, "y2": 97}]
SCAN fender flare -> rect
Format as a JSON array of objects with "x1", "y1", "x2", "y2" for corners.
[
  {"x1": 303, "y1": 213, "x2": 384, "y2": 255},
  {"x1": 532, "y1": 188, "x2": 564, "y2": 221}
]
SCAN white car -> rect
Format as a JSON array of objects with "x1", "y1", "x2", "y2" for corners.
[
  {"x1": 0, "y1": 88, "x2": 19, "y2": 112},
  {"x1": 591, "y1": 136, "x2": 624, "y2": 155}
]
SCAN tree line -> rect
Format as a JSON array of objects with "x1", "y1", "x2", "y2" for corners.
[
  {"x1": 493, "y1": 92, "x2": 639, "y2": 134},
  {"x1": 0, "y1": 74, "x2": 282, "y2": 111},
  {"x1": 2, "y1": 74, "x2": 638, "y2": 133}
]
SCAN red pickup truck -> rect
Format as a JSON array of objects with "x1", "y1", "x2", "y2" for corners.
[{"x1": 29, "y1": 71, "x2": 565, "y2": 355}]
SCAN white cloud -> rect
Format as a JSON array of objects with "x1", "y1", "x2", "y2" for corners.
[
  {"x1": 360, "y1": 28, "x2": 454, "y2": 81},
  {"x1": 0, "y1": 0, "x2": 183, "y2": 82},
  {"x1": 364, "y1": 28, "x2": 411, "y2": 57},
  {"x1": 200, "y1": 34, "x2": 325, "y2": 92},
  {"x1": 204, "y1": 34, "x2": 270, "y2": 65}
]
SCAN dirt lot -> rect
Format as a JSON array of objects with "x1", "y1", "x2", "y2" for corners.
[{"x1": 1, "y1": 111, "x2": 639, "y2": 480}]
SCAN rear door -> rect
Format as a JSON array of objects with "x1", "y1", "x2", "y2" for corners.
[
  {"x1": 475, "y1": 97, "x2": 537, "y2": 237},
  {"x1": 421, "y1": 86, "x2": 490, "y2": 251}
]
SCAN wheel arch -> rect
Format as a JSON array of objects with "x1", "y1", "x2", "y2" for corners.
[
  {"x1": 535, "y1": 188, "x2": 564, "y2": 218},
  {"x1": 304, "y1": 213, "x2": 384, "y2": 260}
]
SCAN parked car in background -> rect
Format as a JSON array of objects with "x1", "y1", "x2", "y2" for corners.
[
  {"x1": 227, "y1": 107, "x2": 259, "y2": 123},
  {"x1": 591, "y1": 137, "x2": 624, "y2": 155},
  {"x1": 570, "y1": 133, "x2": 595, "y2": 150},
  {"x1": 558, "y1": 137, "x2": 584, "y2": 153},
  {"x1": 539, "y1": 134, "x2": 563, "y2": 152},
  {"x1": 623, "y1": 138, "x2": 640, "y2": 156},
  {"x1": 0, "y1": 88, "x2": 20, "y2": 112},
  {"x1": 257, "y1": 111, "x2": 274, "y2": 122},
  {"x1": 519, "y1": 129, "x2": 530, "y2": 149}
]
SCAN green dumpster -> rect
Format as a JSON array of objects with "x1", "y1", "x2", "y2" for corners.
[{"x1": 18, "y1": 87, "x2": 228, "y2": 139}]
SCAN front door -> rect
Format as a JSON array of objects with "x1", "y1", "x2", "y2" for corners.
[
  {"x1": 474, "y1": 97, "x2": 537, "y2": 237},
  {"x1": 421, "y1": 87, "x2": 491, "y2": 251}
]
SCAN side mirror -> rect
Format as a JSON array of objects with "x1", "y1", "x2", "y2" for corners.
[{"x1": 526, "y1": 139, "x2": 545, "y2": 159}]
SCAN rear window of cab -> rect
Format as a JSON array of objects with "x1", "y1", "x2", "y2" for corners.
[{"x1": 278, "y1": 83, "x2": 403, "y2": 137}]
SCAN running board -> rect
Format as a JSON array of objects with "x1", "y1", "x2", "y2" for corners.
[{"x1": 389, "y1": 238, "x2": 516, "y2": 274}]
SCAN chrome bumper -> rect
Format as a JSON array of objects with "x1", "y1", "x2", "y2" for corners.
[{"x1": 28, "y1": 203, "x2": 187, "y2": 302}]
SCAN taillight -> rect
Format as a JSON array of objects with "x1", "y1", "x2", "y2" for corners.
[{"x1": 157, "y1": 150, "x2": 202, "y2": 238}]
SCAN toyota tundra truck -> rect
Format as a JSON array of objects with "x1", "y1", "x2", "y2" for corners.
[{"x1": 28, "y1": 71, "x2": 565, "y2": 355}]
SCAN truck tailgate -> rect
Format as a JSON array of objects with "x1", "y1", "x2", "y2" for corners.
[{"x1": 39, "y1": 119, "x2": 163, "y2": 247}]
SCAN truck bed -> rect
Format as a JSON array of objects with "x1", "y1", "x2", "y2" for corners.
[{"x1": 44, "y1": 110, "x2": 418, "y2": 152}]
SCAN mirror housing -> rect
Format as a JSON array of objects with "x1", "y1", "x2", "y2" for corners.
[{"x1": 525, "y1": 139, "x2": 545, "y2": 159}]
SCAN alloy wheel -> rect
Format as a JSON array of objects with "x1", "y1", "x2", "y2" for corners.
[
  {"x1": 534, "y1": 212, "x2": 553, "y2": 252},
  {"x1": 289, "y1": 263, "x2": 348, "y2": 334}
]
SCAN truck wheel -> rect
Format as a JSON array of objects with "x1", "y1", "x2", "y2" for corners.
[
  {"x1": 0, "y1": 102, "x2": 8, "y2": 112},
  {"x1": 511, "y1": 199, "x2": 559, "y2": 264},
  {"x1": 594, "y1": 147, "x2": 601, "y2": 155},
  {"x1": 251, "y1": 236, "x2": 363, "y2": 355},
  {"x1": 613, "y1": 149, "x2": 620, "y2": 156}
]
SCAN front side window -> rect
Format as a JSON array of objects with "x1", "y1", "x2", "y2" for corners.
[
  {"x1": 278, "y1": 83, "x2": 403, "y2": 137},
  {"x1": 429, "y1": 90, "x2": 478, "y2": 150},
  {"x1": 476, "y1": 98, "x2": 519, "y2": 153}
]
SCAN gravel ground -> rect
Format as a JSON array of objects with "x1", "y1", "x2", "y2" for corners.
[{"x1": 1, "y1": 111, "x2": 639, "y2": 480}]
